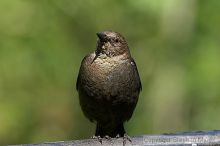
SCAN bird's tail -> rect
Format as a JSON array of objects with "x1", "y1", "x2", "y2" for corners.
[{"x1": 95, "y1": 123, "x2": 125, "y2": 137}]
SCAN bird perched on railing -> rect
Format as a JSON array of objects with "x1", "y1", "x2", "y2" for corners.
[{"x1": 76, "y1": 31, "x2": 141, "y2": 139}]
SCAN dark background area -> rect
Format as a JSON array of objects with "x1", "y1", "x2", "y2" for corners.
[{"x1": 0, "y1": 0, "x2": 220, "y2": 145}]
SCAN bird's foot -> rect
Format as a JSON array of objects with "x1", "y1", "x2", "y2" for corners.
[
  {"x1": 104, "y1": 135, "x2": 111, "y2": 140},
  {"x1": 123, "y1": 134, "x2": 132, "y2": 146},
  {"x1": 91, "y1": 135, "x2": 102, "y2": 144},
  {"x1": 116, "y1": 134, "x2": 120, "y2": 138}
]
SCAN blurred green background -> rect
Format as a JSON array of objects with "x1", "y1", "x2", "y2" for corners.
[{"x1": 0, "y1": 0, "x2": 220, "y2": 145}]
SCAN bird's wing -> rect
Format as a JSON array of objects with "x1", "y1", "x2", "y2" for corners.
[
  {"x1": 76, "y1": 54, "x2": 91, "y2": 91},
  {"x1": 131, "y1": 58, "x2": 142, "y2": 91}
]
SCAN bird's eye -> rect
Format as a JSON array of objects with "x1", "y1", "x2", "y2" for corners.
[{"x1": 115, "y1": 39, "x2": 119, "y2": 43}]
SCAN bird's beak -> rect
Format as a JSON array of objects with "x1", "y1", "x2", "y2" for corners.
[{"x1": 96, "y1": 32, "x2": 107, "y2": 41}]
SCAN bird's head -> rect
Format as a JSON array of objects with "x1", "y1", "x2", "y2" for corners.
[{"x1": 96, "y1": 31, "x2": 130, "y2": 57}]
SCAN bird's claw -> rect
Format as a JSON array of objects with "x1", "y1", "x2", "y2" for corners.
[
  {"x1": 91, "y1": 135, "x2": 102, "y2": 144},
  {"x1": 116, "y1": 134, "x2": 120, "y2": 138},
  {"x1": 104, "y1": 135, "x2": 111, "y2": 140},
  {"x1": 123, "y1": 134, "x2": 132, "y2": 145}
]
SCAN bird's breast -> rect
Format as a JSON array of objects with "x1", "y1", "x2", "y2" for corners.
[
  {"x1": 81, "y1": 53, "x2": 129, "y2": 93},
  {"x1": 89, "y1": 53, "x2": 127, "y2": 75}
]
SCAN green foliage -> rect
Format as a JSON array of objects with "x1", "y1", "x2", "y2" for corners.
[{"x1": 0, "y1": 0, "x2": 220, "y2": 145}]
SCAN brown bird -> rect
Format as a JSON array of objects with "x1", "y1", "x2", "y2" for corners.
[{"x1": 76, "y1": 31, "x2": 141, "y2": 138}]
